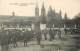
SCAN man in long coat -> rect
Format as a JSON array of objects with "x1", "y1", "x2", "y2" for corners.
[{"x1": 0, "y1": 29, "x2": 9, "y2": 51}]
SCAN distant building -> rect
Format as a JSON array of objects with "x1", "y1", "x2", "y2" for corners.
[
  {"x1": 46, "y1": 6, "x2": 62, "y2": 28},
  {"x1": 47, "y1": 6, "x2": 62, "y2": 21},
  {"x1": 0, "y1": 2, "x2": 72, "y2": 30},
  {"x1": 33, "y1": 3, "x2": 40, "y2": 32}
]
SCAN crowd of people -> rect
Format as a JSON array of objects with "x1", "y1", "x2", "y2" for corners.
[{"x1": 0, "y1": 27, "x2": 63, "y2": 48}]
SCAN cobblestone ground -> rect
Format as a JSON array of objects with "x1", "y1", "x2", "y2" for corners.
[
  {"x1": 0, "y1": 39, "x2": 79, "y2": 51},
  {"x1": 9, "y1": 45, "x2": 58, "y2": 51},
  {"x1": 0, "y1": 34, "x2": 79, "y2": 51},
  {"x1": 9, "y1": 40, "x2": 62, "y2": 51}
]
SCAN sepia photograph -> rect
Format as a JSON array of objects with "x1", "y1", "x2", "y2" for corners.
[{"x1": 0, "y1": 0, "x2": 80, "y2": 51}]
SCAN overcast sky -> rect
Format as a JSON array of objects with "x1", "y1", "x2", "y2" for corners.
[{"x1": 0, "y1": 0, "x2": 80, "y2": 18}]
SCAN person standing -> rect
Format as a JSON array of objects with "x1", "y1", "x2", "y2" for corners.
[
  {"x1": 36, "y1": 30, "x2": 42, "y2": 45},
  {"x1": 49, "y1": 28, "x2": 54, "y2": 41},
  {"x1": 43, "y1": 28, "x2": 47, "y2": 40},
  {"x1": 0, "y1": 29, "x2": 9, "y2": 51}
]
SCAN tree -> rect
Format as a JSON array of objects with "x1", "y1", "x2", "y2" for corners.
[
  {"x1": 73, "y1": 13, "x2": 80, "y2": 23},
  {"x1": 72, "y1": 12, "x2": 80, "y2": 28}
]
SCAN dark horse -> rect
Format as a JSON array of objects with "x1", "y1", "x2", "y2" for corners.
[{"x1": 22, "y1": 30, "x2": 34, "y2": 47}]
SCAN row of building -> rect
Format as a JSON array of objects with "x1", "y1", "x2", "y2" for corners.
[{"x1": 0, "y1": 3, "x2": 78, "y2": 31}]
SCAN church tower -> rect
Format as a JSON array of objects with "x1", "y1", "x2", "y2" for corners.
[
  {"x1": 41, "y1": 2, "x2": 46, "y2": 24},
  {"x1": 64, "y1": 12, "x2": 68, "y2": 20},
  {"x1": 12, "y1": 11, "x2": 15, "y2": 16},
  {"x1": 41, "y1": 3, "x2": 46, "y2": 17},
  {"x1": 59, "y1": 10, "x2": 62, "y2": 20},
  {"x1": 35, "y1": 3, "x2": 39, "y2": 17},
  {"x1": 34, "y1": 2, "x2": 40, "y2": 34}
]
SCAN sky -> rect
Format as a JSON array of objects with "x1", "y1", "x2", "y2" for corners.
[{"x1": 0, "y1": 0, "x2": 80, "y2": 18}]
